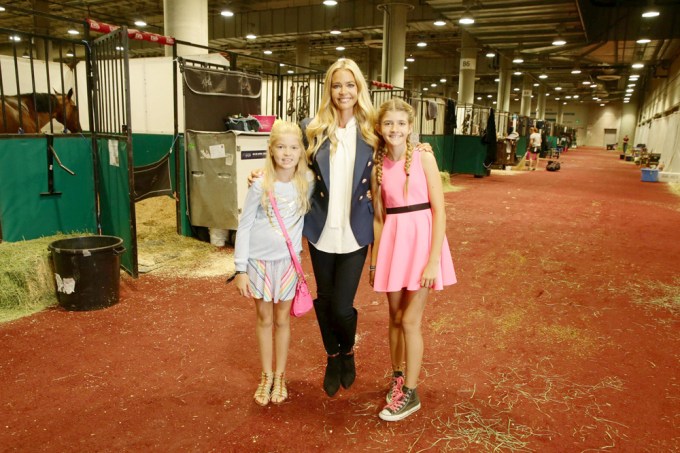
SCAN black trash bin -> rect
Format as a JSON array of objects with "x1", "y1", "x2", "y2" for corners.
[{"x1": 48, "y1": 236, "x2": 126, "y2": 311}]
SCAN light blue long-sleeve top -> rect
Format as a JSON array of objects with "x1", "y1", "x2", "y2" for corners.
[{"x1": 234, "y1": 178, "x2": 310, "y2": 272}]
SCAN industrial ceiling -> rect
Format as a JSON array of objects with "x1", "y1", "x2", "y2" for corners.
[{"x1": 1, "y1": 0, "x2": 679, "y2": 104}]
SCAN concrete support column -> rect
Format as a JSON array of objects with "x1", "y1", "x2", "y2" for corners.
[
  {"x1": 536, "y1": 84, "x2": 547, "y2": 120},
  {"x1": 457, "y1": 30, "x2": 477, "y2": 106},
  {"x1": 520, "y1": 74, "x2": 533, "y2": 117},
  {"x1": 32, "y1": 0, "x2": 51, "y2": 60},
  {"x1": 368, "y1": 47, "x2": 381, "y2": 84},
  {"x1": 296, "y1": 37, "x2": 310, "y2": 68},
  {"x1": 556, "y1": 101, "x2": 564, "y2": 125},
  {"x1": 496, "y1": 54, "x2": 512, "y2": 134},
  {"x1": 163, "y1": 0, "x2": 208, "y2": 56},
  {"x1": 379, "y1": 1, "x2": 411, "y2": 87}
]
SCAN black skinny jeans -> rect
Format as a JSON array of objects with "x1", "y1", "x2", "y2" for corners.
[{"x1": 309, "y1": 243, "x2": 368, "y2": 356}]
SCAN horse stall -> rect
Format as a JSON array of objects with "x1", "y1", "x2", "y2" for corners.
[{"x1": 0, "y1": 30, "x2": 95, "y2": 245}]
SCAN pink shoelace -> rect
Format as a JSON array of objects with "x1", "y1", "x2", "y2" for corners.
[{"x1": 385, "y1": 378, "x2": 406, "y2": 412}]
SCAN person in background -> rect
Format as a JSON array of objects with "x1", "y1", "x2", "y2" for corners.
[
  {"x1": 233, "y1": 121, "x2": 312, "y2": 406},
  {"x1": 369, "y1": 98, "x2": 456, "y2": 421},
  {"x1": 527, "y1": 127, "x2": 541, "y2": 171},
  {"x1": 623, "y1": 135, "x2": 630, "y2": 153}
]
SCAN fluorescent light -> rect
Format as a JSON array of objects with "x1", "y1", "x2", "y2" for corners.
[
  {"x1": 574, "y1": 95, "x2": 579, "y2": 99},
  {"x1": 66, "y1": 50, "x2": 75, "y2": 57},
  {"x1": 336, "y1": 46, "x2": 345, "y2": 51},
  {"x1": 632, "y1": 62, "x2": 644, "y2": 69},
  {"x1": 555, "y1": 86, "x2": 562, "y2": 91},
  {"x1": 485, "y1": 52, "x2": 495, "y2": 58},
  {"x1": 440, "y1": 78, "x2": 447, "y2": 83},
  {"x1": 513, "y1": 87, "x2": 519, "y2": 91},
  {"x1": 539, "y1": 74, "x2": 548, "y2": 79},
  {"x1": 423, "y1": 87, "x2": 429, "y2": 91},
  {"x1": 134, "y1": 20, "x2": 147, "y2": 27},
  {"x1": 9, "y1": 35, "x2": 21, "y2": 42},
  {"x1": 431, "y1": 83, "x2": 437, "y2": 87},
  {"x1": 434, "y1": 20, "x2": 446, "y2": 26},
  {"x1": 330, "y1": 29, "x2": 341, "y2": 35},
  {"x1": 477, "y1": 96, "x2": 482, "y2": 100},
  {"x1": 406, "y1": 56, "x2": 415, "y2": 62},
  {"x1": 494, "y1": 78, "x2": 500, "y2": 82},
  {"x1": 487, "y1": 94, "x2": 492, "y2": 98},
  {"x1": 552, "y1": 37, "x2": 566, "y2": 46},
  {"x1": 582, "y1": 80, "x2": 591, "y2": 85},
  {"x1": 246, "y1": 33, "x2": 257, "y2": 40},
  {"x1": 642, "y1": 9, "x2": 660, "y2": 18},
  {"x1": 533, "y1": 83, "x2": 539, "y2": 87},
  {"x1": 323, "y1": 0, "x2": 338, "y2": 5},
  {"x1": 417, "y1": 41, "x2": 427, "y2": 47},
  {"x1": 513, "y1": 71, "x2": 522, "y2": 75},
  {"x1": 67, "y1": 29, "x2": 79, "y2": 35},
  {"x1": 571, "y1": 68, "x2": 582, "y2": 74},
  {"x1": 459, "y1": 11, "x2": 474, "y2": 25},
  {"x1": 637, "y1": 38, "x2": 651, "y2": 44},
  {"x1": 626, "y1": 88, "x2": 634, "y2": 93},
  {"x1": 220, "y1": 10, "x2": 234, "y2": 17},
  {"x1": 287, "y1": 70, "x2": 294, "y2": 74},
  {"x1": 263, "y1": 50, "x2": 273, "y2": 55},
  {"x1": 512, "y1": 56, "x2": 524, "y2": 64}
]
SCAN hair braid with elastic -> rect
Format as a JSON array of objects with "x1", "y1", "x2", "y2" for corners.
[{"x1": 403, "y1": 141, "x2": 413, "y2": 200}]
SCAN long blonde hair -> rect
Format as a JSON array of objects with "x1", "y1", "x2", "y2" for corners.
[
  {"x1": 305, "y1": 58, "x2": 378, "y2": 159},
  {"x1": 373, "y1": 98, "x2": 415, "y2": 217},
  {"x1": 261, "y1": 120, "x2": 310, "y2": 214}
]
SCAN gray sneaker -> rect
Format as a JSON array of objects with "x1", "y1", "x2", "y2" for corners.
[{"x1": 379, "y1": 386, "x2": 421, "y2": 421}]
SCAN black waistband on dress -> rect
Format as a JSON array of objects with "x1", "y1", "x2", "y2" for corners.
[{"x1": 385, "y1": 202, "x2": 431, "y2": 215}]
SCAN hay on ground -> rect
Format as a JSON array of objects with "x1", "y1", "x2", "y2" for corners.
[
  {"x1": 136, "y1": 196, "x2": 232, "y2": 277},
  {"x1": 0, "y1": 234, "x2": 82, "y2": 323},
  {"x1": 440, "y1": 171, "x2": 465, "y2": 193}
]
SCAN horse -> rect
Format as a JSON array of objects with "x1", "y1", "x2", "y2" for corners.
[{"x1": 0, "y1": 88, "x2": 82, "y2": 134}]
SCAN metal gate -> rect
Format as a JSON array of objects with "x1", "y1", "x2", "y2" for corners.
[{"x1": 90, "y1": 27, "x2": 138, "y2": 276}]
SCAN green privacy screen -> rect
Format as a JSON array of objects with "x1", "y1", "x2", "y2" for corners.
[
  {"x1": 421, "y1": 134, "x2": 486, "y2": 176},
  {"x1": 96, "y1": 137, "x2": 135, "y2": 274},
  {"x1": 0, "y1": 136, "x2": 96, "y2": 241}
]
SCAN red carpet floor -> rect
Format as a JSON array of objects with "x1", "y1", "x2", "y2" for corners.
[{"x1": 2, "y1": 147, "x2": 679, "y2": 452}]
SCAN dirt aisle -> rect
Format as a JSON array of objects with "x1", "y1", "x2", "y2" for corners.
[{"x1": 1, "y1": 147, "x2": 679, "y2": 452}]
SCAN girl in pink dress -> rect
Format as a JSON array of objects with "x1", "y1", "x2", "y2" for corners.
[{"x1": 369, "y1": 98, "x2": 456, "y2": 422}]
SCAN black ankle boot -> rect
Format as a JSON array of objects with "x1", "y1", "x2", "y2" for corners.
[
  {"x1": 340, "y1": 352, "x2": 356, "y2": 389},
  {"x1": 323, "y1": 354, "x2": 342, "y2": 396}
]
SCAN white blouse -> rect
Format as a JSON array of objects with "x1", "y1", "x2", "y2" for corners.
[{"x1": 314, "y1": 117, "x2": 361, "y2": 253}]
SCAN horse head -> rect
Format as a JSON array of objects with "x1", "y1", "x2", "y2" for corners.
[{"x1": 53, "y1": 88, "x2": 82, "y2": 133}]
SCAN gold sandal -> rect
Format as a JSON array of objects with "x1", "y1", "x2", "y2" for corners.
[
  {"x1": 254, "y1": 371, "x2": 273, "y2": 406},
  {"x1": 270, "y1": 372, "x2": 288, "y2": 404}
]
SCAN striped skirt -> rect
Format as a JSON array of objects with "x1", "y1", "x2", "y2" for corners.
[{"x1": 247, "y1": 257, "x2": 298, "y2": 303}]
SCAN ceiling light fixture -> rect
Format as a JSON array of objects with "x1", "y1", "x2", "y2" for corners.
[
  {"x1": 512, "y1": 55, "x2": 524, "y2": 64},
  {"x1": 67, "y1": 29, "x2": 79, "y2": 35},
  {"x1": 513, "y1": 71, "x2": 522, "y2": 75},
  {"x1": 555, "y1": 86, "x2": 562, "y2": 91},
  {"x1": 66, "y1": 49, "x2": 75, "y2": 57},
  {"x1": 406, "y1": 55, "x2": 415, "y2": 62},
  {"x1": 134, "y1": 20, "x2": 147, "y2": 27},
  {"x1": 552, "y1": 36, "x2": 566, "y2": 46},
  {"x1": 642, "y1": 6, "x2": 660, "y2": 18},
  {"x1": 632, "y1": 62, "x2": 644, "y2": 69},
  {"x1": 330, "y1": 28, "x2": 341, "y2": 35},
  {"x1": 636, "y1": 38, "x2": 651, "y2": 44},
  {"x1": 9, "y1": 35, "x2": 21, "y2": 42},
  {"x1": 434, "y1": 20, "x2": 446, "y2": 26},
  {"x1": 246, "y1": 33, "x2": 257, "y2": 40},
  {"x1": 263, "y1": 49, "x2": 273, "y2": 55},
  {"x1": 431, "y1": 83, "x2": 437, "y2": 87},
  {"x1": 533, "y1": 83, "x2": 539, "y2": 87},
  {"x1": 336, "y1": 46, "x2": 345, "y2": 51},
  {"x1": 423, "y1": 87, "x2": 429, "y2": 91},
  {"x1": 323, "y1": 0, "x2": 338, "y2": 5},
  {"x1": 539, "y1": 73, "x2": 548, "y2": 79},
  {"x1": 417, "y1": 41, "x2": 427, "y2": 47},
  {"x1": 459, "y1": 9, "x2": 475, "y2": 25},
  {"x1": 485, "y1": 51, "x2": 495, "y2": 58},
  {"x1": 571, "y1": 68, "x2": 582, "y2": 74},
  {"x1": 21, "y1": 49, "x2": 30, "y2": 59},
  {"x1": 440, "y1": 78, "x2": 447, "y2": 83},
  {"x1": 582, "y1": 80, "x2": 591, "y2": 85},
  {"x1": 220, "y1": 10, "x2": 234, "y2": 17}
]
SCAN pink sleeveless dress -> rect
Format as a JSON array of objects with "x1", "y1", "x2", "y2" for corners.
[{"x1": 373, "y1": 151, "x2": 456, "y2": 292}]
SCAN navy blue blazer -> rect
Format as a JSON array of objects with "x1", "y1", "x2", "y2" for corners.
[{"x1": 303, "y1": 131, "x2": 375, "y2": 247}]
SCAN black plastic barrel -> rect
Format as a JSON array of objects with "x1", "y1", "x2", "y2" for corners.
[{"x1": 48, "y1": 236, "x2": 126, "y2": 311}]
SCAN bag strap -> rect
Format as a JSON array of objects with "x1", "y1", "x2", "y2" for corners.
[{"x1": 268, "y1": 191, "x2": 306, "y2": 282}]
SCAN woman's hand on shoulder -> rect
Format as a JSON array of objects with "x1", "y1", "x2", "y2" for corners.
[
  {"x1": 414, "y1": 142, "x2": 433, "y2": 154},
  {"x1": 247, "y1": 169, "x2": 264, "y2": 187}
]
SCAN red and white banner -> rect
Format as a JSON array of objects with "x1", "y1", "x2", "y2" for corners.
[{"x1": 86, "y1": 18, "x2": 175, "y2": 46}]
